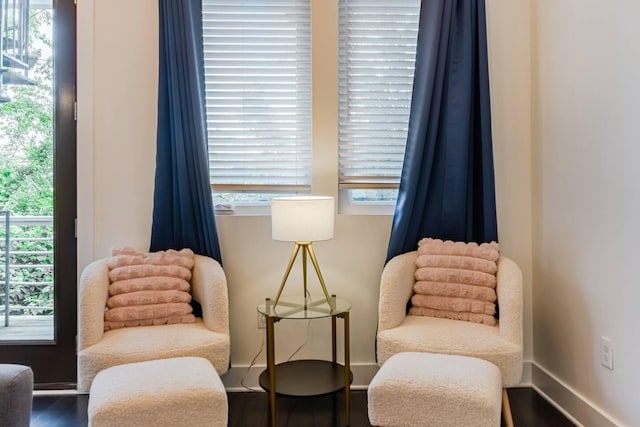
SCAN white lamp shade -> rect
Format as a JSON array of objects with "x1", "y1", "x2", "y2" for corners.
[{"x1": 271, "y1": 196, "x2": 335, "y2": 242}]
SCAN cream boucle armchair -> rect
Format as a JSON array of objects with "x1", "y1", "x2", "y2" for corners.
[
  {"x1": 77, "y1": 254, "x2": 230, "y2": 393},
  {"x1": 376, "y1": 251, "x2": 523, "y2": 424}
]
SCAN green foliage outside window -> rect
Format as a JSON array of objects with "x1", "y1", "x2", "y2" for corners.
[{"x1": 0, "y1": 10, "x2": 54, "y2": 315}]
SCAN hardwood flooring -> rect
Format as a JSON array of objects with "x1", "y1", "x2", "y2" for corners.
[{"x1": 31, "y1": 388, "x2": 574, "y2": 426}]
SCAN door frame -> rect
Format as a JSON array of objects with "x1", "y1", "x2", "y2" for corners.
[{"x1": 0, "y1": 0, "x2": 77, "y2": 388}]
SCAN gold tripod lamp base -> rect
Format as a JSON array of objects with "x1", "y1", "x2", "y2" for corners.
[{"x1": 273, "y1": 241, "x2": 334, "y2": 312}]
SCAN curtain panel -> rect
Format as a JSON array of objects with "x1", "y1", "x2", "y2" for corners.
[
  {"x1": 386, "y1": 0, "x2": 497, "y2": 262},
  {"x1": 150, "y1": 0, "x2": 222, "y2": 263}
]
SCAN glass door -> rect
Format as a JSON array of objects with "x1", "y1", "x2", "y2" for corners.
[{"x1": 0, "y1": 0, "x2": 76, "y2": 387}]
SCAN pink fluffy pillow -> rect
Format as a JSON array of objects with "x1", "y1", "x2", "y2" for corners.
[
  {"x1": 410, "y1": 238, "x2": 500, "y2": 326},
  {"x1": 103, "y1": 247, "x2": 196, "y2": 331}
]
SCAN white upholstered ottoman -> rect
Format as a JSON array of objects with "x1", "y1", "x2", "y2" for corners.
[
  {"x1": 88, "y1": 357, "x2": 227, "y2": 427},
  {"x1": 368, "y1": 352, "x2": 502, "y2": 427}
]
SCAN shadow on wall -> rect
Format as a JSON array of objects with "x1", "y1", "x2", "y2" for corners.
[{"x1": 533, "y1": 252, "x2": 600, "y2": 425}]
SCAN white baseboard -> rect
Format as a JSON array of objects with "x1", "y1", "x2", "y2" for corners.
[
  {"x1": 31, "y1": 361, "x2": 532, "y2": 395},
  {"x1": 221, "y1": 361, "x2": 535, "y2": 392},
  {"x1": 520, "y1": 360, "x2": 532, "y2": 386},
  {"x1": 531, "y1": 363, "x2": 624, "y2": 427}
]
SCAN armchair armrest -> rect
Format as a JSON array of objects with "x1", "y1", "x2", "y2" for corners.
[
  {"x1": 190, "y1": 255, "x2": 229, "y2": 336},
  {"x1": 496, "y1": 256, "x2": 523, "y2": 346},
  {"x1": 378, "y1": 251, "x2": 417, "y2": 332},
  {"x1": 77, "y1": 259, "x2": 110, "y2": 351}
]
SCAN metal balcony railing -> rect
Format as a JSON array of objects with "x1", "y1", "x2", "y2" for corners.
[
  {"x1": 0, "y1": 211, "x2": 54, "y2": 327},
  {"x1": 1, "y1": 0, "x2": 35, "y2": 102}
]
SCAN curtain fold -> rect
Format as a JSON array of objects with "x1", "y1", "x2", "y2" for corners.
[
  {"x1": 150, "y1": 0, "x2": 222, "y2": 263},
  {"x1": 386, "y1": 0, "x2": 497, "y2": 262}
]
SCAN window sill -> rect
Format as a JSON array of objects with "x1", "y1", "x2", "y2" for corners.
[{"x1": 215, "y1": 204, "x2": 395, "y2": 217}]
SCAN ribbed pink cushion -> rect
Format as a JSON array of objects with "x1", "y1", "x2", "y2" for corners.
[
  {"x1": 104, "y1": 247, "x2": 196, "y2": 331},
  {"x1": 411, "y1": 238, "x2": 499, "y2": 326}
]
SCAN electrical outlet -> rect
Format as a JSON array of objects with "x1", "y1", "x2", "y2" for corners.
[
  {"x1": 257, "y1": 312, "x2": 266, "y2": 329},
  {"x1": 600, "y1": 336, "x2": 614, "y2": 370}
]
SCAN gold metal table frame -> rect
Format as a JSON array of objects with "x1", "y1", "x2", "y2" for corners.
[{"x1": 257, "y1": 295, "x2": 352, "y2": 427}]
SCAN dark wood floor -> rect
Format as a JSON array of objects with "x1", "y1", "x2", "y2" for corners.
[{"x1": 31, "y1": 388, "x2": 574, "y2": 427}]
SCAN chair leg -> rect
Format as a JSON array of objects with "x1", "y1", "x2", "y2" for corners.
[{"x1": 502, "y1": 388, "x2": 514, "y2": 427}]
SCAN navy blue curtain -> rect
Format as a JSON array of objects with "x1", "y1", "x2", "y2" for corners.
[
  {"x1": 386, "y1": 0, "x2": 497, "y2": 262},
  {"x1": 150, "y1": 0, "x2": 222, "y2": 262}
]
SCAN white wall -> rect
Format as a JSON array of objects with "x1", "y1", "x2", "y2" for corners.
[
  {"x1": 486, "y1": 0, "x2": 533, "y2": 366},
  {"x1": 533, "y1": 1, "x2": 640, "y2": 425},
  {"x1": 77, "y1": 0, "x2": 158, "y2": 268},
  {"x1": 77, "y1": 0, "x2": 533, "y2": 383}
]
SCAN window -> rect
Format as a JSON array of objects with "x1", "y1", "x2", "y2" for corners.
[
  {"x1": 338, "y1": 0, "x2": 420, "y2": 207},
  {"x1": 202, "y1": 0, "x2": 312, "y2": 206},
  {"x1": 202, "y1": 0, "x2": 419, "y2": 213}
]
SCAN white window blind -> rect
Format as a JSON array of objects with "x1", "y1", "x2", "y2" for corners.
[
  {"x1": 202, "y1": 0, "x2": 312, "y2": 194},
  {"x1": 338, "y1": 0, "x2": 420, "y2": 191}
]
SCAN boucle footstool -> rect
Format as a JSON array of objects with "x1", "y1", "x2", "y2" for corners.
[
  {"x1": 368, "y1": 352, "x2": 502, "y2": 427},
  {"x1": 88, "y1": 357, "x2": 227, "y2": 427}
]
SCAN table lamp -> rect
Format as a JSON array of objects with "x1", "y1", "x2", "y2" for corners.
[{"x1": 271, "y1": 196, "x2": 335, "y2": 310}]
